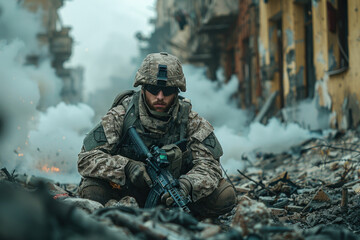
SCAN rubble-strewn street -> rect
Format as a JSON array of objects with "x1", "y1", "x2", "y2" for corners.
[
  {"x1": 1, "y1": 129, "x2": 359, "y2": 240},
  {"x1": 1, "y1": 1, "x2": 360, "y2": 240}
]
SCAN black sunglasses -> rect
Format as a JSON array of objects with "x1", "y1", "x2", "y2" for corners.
[{"x1": 144, "y1": 85, "x2": 178, "y2": 96}]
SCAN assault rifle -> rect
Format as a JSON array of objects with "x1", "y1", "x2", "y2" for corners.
[{"x1": 126, "y1": 126, "x2": 191, "y2": 213}]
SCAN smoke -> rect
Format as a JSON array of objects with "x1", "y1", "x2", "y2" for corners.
[
  {"x1": 0, "y1": 40, "x2": 40, "y2": 168},
  {"x1": 24, "y1": 102, "x2": 94, "y2": 183},
  {"x1": 23, "y1": 65, "x2": 62, "y2": 112},
  {"x1": 182, "y1": 65, "x2": 250, "y2": 132},
  {"x1": 0, "y1": 2, "x2": 90, "y2": 183},
  {"x1": 0, "y1": 38, "x2": 89, "y2": 182},
  {"x1": 60, "y1": 0, "x2": 156, "y2": 98},
  {"x1": 0, "y1": 41, "x2": 93, "y2": 182},
  {"x1": 0, "y1": 40, "x2": 86, "y2": 180},
  {"x1": 217, "y1": 119, "x2": 318, "y2": 174},
  {"x1": 178, "y1": 64, "x2": 320, "y2": 174},
  {"x1": 282, "y1": 98, "x2": 331, "y2": 130},
  {"x1": 86, "y1": 76, "x2": 137, "y2": 123},
  {"x1": 0, "y1": 0, "x2": 46, "y2": 56},
  {"x1": 0, "y1": 0, "x2": 156, "y2": 183}
]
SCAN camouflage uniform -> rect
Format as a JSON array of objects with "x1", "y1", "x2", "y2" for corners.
[{"x1": 78, "y1": 53, "x2": 236, "y2": 217}]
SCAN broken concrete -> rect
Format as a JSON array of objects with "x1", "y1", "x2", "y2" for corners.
[{"x1": 1, "y1": 129, "x2": 360, "y2": 239}]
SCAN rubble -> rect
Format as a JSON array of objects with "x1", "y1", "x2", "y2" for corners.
[
  {"x1": 231, "y1": 196, "x2": 272, "y2": 236},
  {"x1": 228, "y1": 129, "x2": 360, "y2": 238},
  {"x1": 1, "y1": 130, "x2": 360, "y2": 239}
]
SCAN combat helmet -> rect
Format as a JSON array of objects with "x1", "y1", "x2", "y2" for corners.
[{"x1": 134, "y1": 52, "x2": 186, "y2": 92}]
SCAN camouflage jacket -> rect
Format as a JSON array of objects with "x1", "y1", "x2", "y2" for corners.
[{"x1": 78, "y1": 92, "x2": 223, "y2": 202}]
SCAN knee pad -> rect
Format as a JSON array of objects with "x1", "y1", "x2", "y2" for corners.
[
  {"x1": 191, "y1": 179, "x2": 237, "y2": 218},
  {"x1": 212, "y1": 179, "x2": 237, "y2": 211},
  {"x1": 78, "y1": 178, "x2": 114, "y2": 205}
]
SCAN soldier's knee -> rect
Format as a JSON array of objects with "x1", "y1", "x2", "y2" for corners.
[
  {"x1": 191, "y1": 179, "x2": 237, "y2": 217},
  {"x1": 78, "y1": 178, "x2": 113, "y2": 205},
  {"x1": 212, "y1": 179, "x2": 237, "y2": 212}
]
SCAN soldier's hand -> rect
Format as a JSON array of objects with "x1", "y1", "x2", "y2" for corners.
[
  {"x1": 161, "y1": 178, "x2": 192, "y2": 206},
  {"x1": 125, "y1": 160, "x2": 152, "y2": 188},
  {"x1": 161, "y1": 144, "x2": 182, "y2": 163}
]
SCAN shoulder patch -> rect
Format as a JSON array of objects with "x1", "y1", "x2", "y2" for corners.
[
  {"x1": 83, "y1": 123, "x2": 108, "y2": 151},
  {"x1": 202, "y1": 132, "x2": 223, "y2": 160},
  {"x1": 188, "y1": 112, "x2": 214, "y2": 143}
]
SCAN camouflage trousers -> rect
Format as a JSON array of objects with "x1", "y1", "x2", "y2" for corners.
[{"x1": 78, "y1": 177, "x2": 236, "y2": 218}]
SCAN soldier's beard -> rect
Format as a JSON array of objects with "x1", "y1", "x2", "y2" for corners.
[
  {"x1": 152, "y1": 101, "x2": 167, "y2": 111},
  {"x1": 148, "y1": 97, "x2": 174, "y2": 112},
  {"x1": 141, "y1": 92, "x2": 178, "y2": 120}
]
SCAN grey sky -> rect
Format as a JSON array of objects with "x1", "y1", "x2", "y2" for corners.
[{"x1": 60, "y1": 0, "x2": 156, "y2": 97}]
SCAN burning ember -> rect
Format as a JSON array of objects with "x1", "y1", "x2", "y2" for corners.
[{"x1": 41, "y1": 164, "x2": 60, "y2": 173}]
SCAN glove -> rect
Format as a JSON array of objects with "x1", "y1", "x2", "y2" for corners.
[
  {"x1": 161, "y1": 144, "x2": 183, "y2": 162},
  {"x1": 161, "y1": 178, "x2": 192, "y2": 206},
  {"x1": 125, "y1": 159, "x2": 152, "y2": 189},
  {"x1": 161, "y1": 144, "x2": 183, "y2": 178}
]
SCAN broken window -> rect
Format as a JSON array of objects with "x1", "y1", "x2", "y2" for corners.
[
  {"x1": 327, "y1": 0, "x2": 349, "y2": 74},
  {"x1": 337, "y1": 0, "x2": 349, "y2": 69},
  {"x1": 304, "y1": 0, "x2": 315, "y2": 98}
]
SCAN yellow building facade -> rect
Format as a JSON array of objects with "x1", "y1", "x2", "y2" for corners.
[{"x1": 259, "y1": 0, "x2": 360, "y2": 129}]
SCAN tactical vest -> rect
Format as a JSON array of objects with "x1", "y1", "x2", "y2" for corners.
[
  {"x1": 84, "y1": 90, "x2": 223, "y2": 178},
  {"x1": 111, "y1": 90, "x2": 193, "y2": 178}
]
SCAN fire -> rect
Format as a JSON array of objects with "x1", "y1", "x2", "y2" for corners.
[{"x1": 41, "y1": 164, "x2": 60, "y2": 173}]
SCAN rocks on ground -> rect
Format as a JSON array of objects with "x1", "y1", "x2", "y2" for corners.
[{"x1": 0, "y1": 129, "x2": 360, "y2": 239}]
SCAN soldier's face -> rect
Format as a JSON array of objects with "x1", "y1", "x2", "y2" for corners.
[{"x1": 143, "y1": 89, "x2": 177, "y2": 112}]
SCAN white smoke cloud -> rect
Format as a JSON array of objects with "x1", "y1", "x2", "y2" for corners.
[
  {"x1": 0, "y1": 39, "x2": 93, "y2": 182},
  {"x1": 59, "y1": 0, "x2": 156, "y2": 98},
  {"x1": 86, "y1": 75, "x2": 137, "y2": 123},
  {"x1": 217, "y1": 119, "x2": 318, "y2": 174},
  {"x1": 178, "y1": 64, "x2": 320, "y2": 174},
  {"x1": 0, "y1": 0, "x2": 46, "y2": 56},
  {"x1": 182, "y1": 64, "x2": 250, "y2": 132},
  {"x1": 0, "y1": 2, "x2": 92, "y2": 183},
  {"x1": 0, "y1": 40, "x2": 41, "y2": 168},
  {"x1": 25, "y1": 62, "x2": 63, "y2": 110},
  {"x1": 24, "y1": 102, "x2": 94, "y2": 183},
  {"x1": 282, "y1": 98, "x2": 330, "y2": 130},
  {"x1": 1, "y1": 0, "x2": 156, "y2": 183}
]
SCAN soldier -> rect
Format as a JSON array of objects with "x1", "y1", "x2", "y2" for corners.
[{"x1": 77, "y1": 52, "x2": 236, "y2": 217}]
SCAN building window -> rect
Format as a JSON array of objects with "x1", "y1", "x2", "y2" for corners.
[{"x1": 327, "y1": 0, "x2": 349, "y2": 75}]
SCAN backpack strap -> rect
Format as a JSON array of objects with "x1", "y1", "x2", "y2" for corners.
[
  {"x1": 122, "y1": 91, "x2": 140, "y2": 133},
  {"x1": 110, "y1": 91, "x2": 140, "y2": 155},
  {"x1": 83, "y1": 90, "x2": 137, "y2": 152},
  {"x1": 110, "y1": 90, "x2": 136, "y2": 110},
  {"x1": 177, "y1": 97, "x2": 191, "y2": 140}
]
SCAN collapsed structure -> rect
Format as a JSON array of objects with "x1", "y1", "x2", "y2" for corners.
[
  {"x1": 8, "y1": 0, "x2": 83, "y2": 105},
  {"x1": 140, "y1": 0, "x2": 360, "y2": 130}
]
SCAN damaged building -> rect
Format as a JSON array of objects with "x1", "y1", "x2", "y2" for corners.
[
  {"x1": 142, "y1": 0, "x2": 360, "y2": 130},
  {"x1": 14, "y1": 0, "x2": 83, "y2": 105},
  {"x1": 258, "y1": 0, "x2": 360, "y2": 130}
]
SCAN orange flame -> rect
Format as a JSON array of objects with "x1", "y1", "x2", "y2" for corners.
[{"x1": 41, "y1": 164, "x2": 60, "y2": 173}]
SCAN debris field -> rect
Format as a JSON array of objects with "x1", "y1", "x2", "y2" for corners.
[{"x1": 0, "y1": 130, "x2": 359, "y2": 240}]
